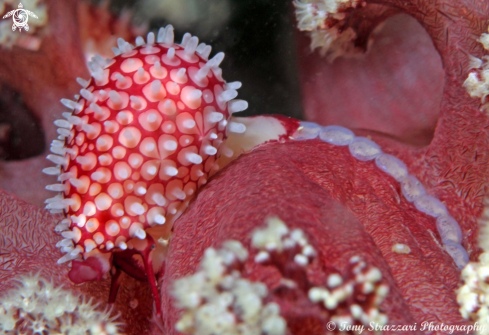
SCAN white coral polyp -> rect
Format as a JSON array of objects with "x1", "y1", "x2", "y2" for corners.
[
  {"x1": 458, "y1": 252, "x2": 489, "y2": 330},
  {"x1": 172, "y1": 240, "x2": 286, "y2": 335},
  {"x1": 0, "y1": 274, "x2": 122, "y2": 334},
  {"x1": 480, "y1": 33, "x2": 489, "y2": 51},
  {"x1": 464, "y1": 71, "x2": 489, "y2": 100},
  {"x1": 293, "y1": 0, "x2": 363, "y2": 61},
  {"x1": 293, "y1": 0, "x2": 328, "y2": 31},
  {"x1": 251, "y1": 217, "x2": 290, "y2": 252},
  {"x1": 464, "y1": 26, "x2": 489, "y2": 109}
]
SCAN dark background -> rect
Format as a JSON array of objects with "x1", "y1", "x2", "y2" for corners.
[
  {"x1": 0, "y1": 0, "x2": 304, "y2": 160},
  {"x1": 112, "y1": 0, "x2": 304, "y2": 119}
]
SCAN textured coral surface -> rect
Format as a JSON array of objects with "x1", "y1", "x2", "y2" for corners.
[{"x1": 160, "y1": 140, "x2": 468, "y2": 334}]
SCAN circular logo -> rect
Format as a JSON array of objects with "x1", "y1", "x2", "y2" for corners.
[
  {"x1": 326, "y1": 321, "x2": 336, "y2": 331},
  {"x1": 2, "y1": 3, "x2": 38, "y2": 32},
  {"x1": 13, "y1": 10, "x2": 28, "y2": 28}
]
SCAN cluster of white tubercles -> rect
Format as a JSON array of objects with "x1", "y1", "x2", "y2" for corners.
[
  {"x1": 0, "y1": 274, "x2": 122, "y2": 334},
  {"x1": 251, "y1": 217, "x2": 316, "y2": 266},
  {"x1": 457, "y1": 252, "x2": 489, "y2": 332},
  {"x1": 293, "y1": 0, "x2": 364, "y2": 60},
  {"x1": 172, "y1": 240, "x2": 286, "y2": 335},
  {"x1": 463, "y1": 26, "x2": 489, "y2": 111},
  {"x1": 308, "y1": 256, "x2": 389, "y2": 327},
  {"x1": 44, "y1": 25, "x2": 249, "y2": 265}
]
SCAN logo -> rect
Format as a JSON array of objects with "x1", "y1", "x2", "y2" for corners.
[{"x1": 2, "y1": 3, "x2": 38, "y2": 32}]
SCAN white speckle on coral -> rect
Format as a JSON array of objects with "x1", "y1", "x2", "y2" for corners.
[{"x1": 392, "y1": 243, "x2": 411, "y2": 254}]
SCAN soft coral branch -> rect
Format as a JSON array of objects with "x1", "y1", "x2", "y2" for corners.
[{"x1": 295, "y1": 0, "x2": 489, "y2": 265}]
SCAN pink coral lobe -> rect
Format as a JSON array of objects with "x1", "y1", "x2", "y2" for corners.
[
  {"x1": 160, "y1": 139, "x2": 467, "y2": 333},
  {"x1": 69, "y1": 257, "x2": 107, "y2": 284}
]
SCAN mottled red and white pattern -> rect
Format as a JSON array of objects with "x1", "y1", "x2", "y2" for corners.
[{"x1": 45, "y1": 27, "x2": 247, "y2": 266}]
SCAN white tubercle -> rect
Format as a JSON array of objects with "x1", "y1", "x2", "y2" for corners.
[
  {"x1": 135, "y1": 36, "x2": 145, "y2": 46},
  {"x1": 228, "y1": 99, "x2": 248, "y2": 114},
  {"x1": 135, "y1": 228, "x2": 146, "y2": 239},
  {"x1": 163, "y1": 47, "x2": 180, "y2": 66},
  {"x1": 225, "y1": 81, "x2": 242, "y2": 90},
  {"x1": 50, "y1": 146, "x2": 65, "y2": 155},
  {"x1": 180, "y1": 33, "x2": 191, "y2": 47},
  {"x1": 203, "y1": 145, "x2": 218, "y2": 155},
  {"x1": 112, "y1": 47, "x2": 121, "y2": 56},
  {"x1": 171, "y1": 68, "x2": 188, "y2": 84},
  {"x1": 84, "y1": 239, "x2": 97, "y2": 253},
  {"x1": 71, "y1": 214, "x2": 87, "y2": 227},
  {"x1": 69, "y1": 178, "x2": 85, "y2": 188},
  {"x1": 57, "y1": 128, "x2": 71, "y2": 137},
  {"x1": 117, "y1": 38, "x2": 133, "y2": 53},
  {"x1": 45, "y1": 183, "x2": 67, "y2": 192},
  {"x1": 92, "y1": 54, "x2": 108, "y2": 68},
  {"x1": 154, "y1": 214, "x2": 166, "y2": 225},
  {"x1": 163, "y1": 25, "x2": 175, "y2": 45},
  {"x1": 181, "y1": 151, "x2": 202, "y2": 165},
  {"x1": 219, "y1": 89, "x2": 238, "y2": 104},
  {"x1": 151, "y1": 61, "x2": 166, "y2": 78},
  {"x1": 60, "y1": 99, "x2": 82, "y2": 112},
  {"x1": 61, "y1": 227, "x2": 82, "y2": 243},
  {"x1": 76, "y1": 77, "x2": 90, "y2": 88},
  {"x1": 157, "y1": 27, "x2": 165, "y2": 43},
  {"x1": 208, "y1": 52, "x2": 225, "y2": 68},
  {"x1": 80, "y1": 89, "x2": 94, "y2": 102},
  {"x1": 150, "y1": 80, "x2": 162, "y2": 97},
  {"x1": 197, "y1": 43, "x2": 212, "y2": 60},
  {"x1": 108, "y1": 90, "x2": 122, "y2": 106},
  {"x1": 44, "y1": 194, "x2": 63, "y2": 203},
  {"x1": 129, "y1": 95, "x2": 144, "y2": 110},
  {"x1": 67, "y1": 115, "x2": 82, "y2": 125},
  {"x1": 114, "y1": 73, "x2": 128, "y2": 86},
  {"x1": 42, "y1": 167, "x2": 60, "y2": 175}
]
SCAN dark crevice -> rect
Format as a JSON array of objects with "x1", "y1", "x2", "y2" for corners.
[{"x1": 0, "y1": 83, "x2": 45, "y2": 161}]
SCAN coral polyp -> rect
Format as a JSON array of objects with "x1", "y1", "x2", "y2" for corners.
[
  {"x1": 170, "y1": 217, "x2": 389, "y2": 334},
  {"x1": 0, "y1": 274, "x2": 122, "y2": 334}
]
